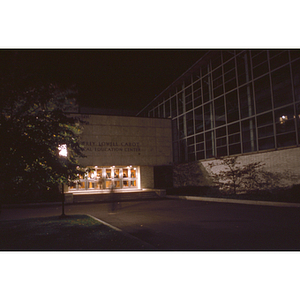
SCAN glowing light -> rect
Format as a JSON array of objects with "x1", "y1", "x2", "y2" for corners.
[
  {"x1": 58, "y1": 144, "x2": 67, "y2": 157},
  {"x1": 279, "y1": 115, "x2": 288, "y2": 124}
]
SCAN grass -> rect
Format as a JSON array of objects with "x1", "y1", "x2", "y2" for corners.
[{"x1": 0, "y1": 214, "x2": 154, "y2": 250}]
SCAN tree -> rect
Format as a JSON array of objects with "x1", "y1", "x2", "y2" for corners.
[
  {"x1": 0, "y1": 82, "x2": 86, "y2": 203},
  {"x1": 207, "y1": 156, "x2": 281, "y2": 195}
]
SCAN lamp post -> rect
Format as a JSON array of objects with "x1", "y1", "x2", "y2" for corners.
[{"x1": 58, "y1": 144, "x2": 68, "y2": 217}]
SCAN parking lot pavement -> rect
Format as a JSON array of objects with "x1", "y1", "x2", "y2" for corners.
[{"x1": 2, "y1": 198, "x2": 300, "y2": 250}]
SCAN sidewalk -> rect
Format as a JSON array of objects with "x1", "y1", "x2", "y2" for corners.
[
  {"x1": 166, "y1": 195, "x2": 300, "y2": 208},
  {"x1": 2, "y1": 194, "x2": 300, "y2": 209}
]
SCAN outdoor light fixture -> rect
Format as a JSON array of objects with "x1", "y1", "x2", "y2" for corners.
[
  {"x1": 58, "y1": 144, "x2": 67, "y2": 217},
  {"x1": 58, "y1": 144, "x2": 68, "y2": 157}
]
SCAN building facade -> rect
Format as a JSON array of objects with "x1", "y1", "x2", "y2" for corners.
[
  {"x1": 70, "y1": 114, "x2": 172, "y2": 191},
  {"x1": 137, "y1": 50, "x2": 300, "y2": 187}
]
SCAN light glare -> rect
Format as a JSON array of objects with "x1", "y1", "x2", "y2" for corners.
[{"x1": 58, "y1": 144, "x2": 68, "y2": 157}]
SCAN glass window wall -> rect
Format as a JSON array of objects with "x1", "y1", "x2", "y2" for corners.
[{"x1": 138, "y1": 50, "x2": 300, "y2": 164}]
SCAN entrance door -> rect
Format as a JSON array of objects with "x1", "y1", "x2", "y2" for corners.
[{"x1": 70, "y1": 166, "x2": 139, "y2": 190}]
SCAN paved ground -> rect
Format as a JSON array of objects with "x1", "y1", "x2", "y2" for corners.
[{"x1": 1, "y1": 198, "x2": 300, "y2": 250}]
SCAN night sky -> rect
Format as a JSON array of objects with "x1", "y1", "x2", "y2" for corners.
[{"x1": 0, "y1": 49, "x2": 206, "y2": 112}]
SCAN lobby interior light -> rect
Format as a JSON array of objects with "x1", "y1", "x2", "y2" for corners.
[{"x1": 279, "y1": 115, "x2": 288, "y2": 124}]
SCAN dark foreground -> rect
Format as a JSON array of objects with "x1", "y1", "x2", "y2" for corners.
[
  {"x1": 1, "y1": 198, "x2": 300, "y2": 250},
  {"x1": 0, "y1": 215, "x2": 153, "y2": 250}
]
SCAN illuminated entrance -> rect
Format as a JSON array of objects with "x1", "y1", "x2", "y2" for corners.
[{"x1": 69, "y1": 166, "x2": 140, "y2": 191}]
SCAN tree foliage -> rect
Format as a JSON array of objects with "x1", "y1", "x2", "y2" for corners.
[
  {"x1": 0, "y1": 82, "x2": 85, "y2": 202},
  {"x1": 208, "y1": 156, "x2": 281, "y2": 195}
]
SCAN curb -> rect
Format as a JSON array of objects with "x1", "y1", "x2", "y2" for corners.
[
  {"x1": 165, "y1": 195, "x2": 300, "y2": 208},
  {"x1": 86, "y1": 214, "x2": 156, "y2": 249}
]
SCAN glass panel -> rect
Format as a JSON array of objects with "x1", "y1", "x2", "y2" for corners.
[
  {"x1": 216, "y1": 137, "x2": 227, "y2": 147},
  {"x1": 178, "y1": 116, "x2": 185, "y2": 138},
  {"x1": 130, "y1": 169, "x2": 136, "y2": 178},
  {"x1": 196, "y1": 133, "x2": 204, "y2": 143},
  {"x1": 214, "y1": 96, "x2": 226, "y2": 127},
  {"x1": 165, "y1": 100, "x2": 170, "y2": 118},
  {"x1": 205, "y1": 131, "x2": 215, "y2": 158},
  {"x1": 258, "y1": 125, "x2": 274, "y2": 138},
  {"x1": 226, "y1": 90, "x2": 239, "y2": 122},
  {"x1": 229, "y1": 143, "x2": 241, "y2": 155},
  {"x1": 271, "y1": 65, "x2": 293, "y2": 108},
  {"x1": 202, "y1": 75, "x2": 210, "y2": 103},
  {"x1": 222, "y1": 51, "x2": 235, "y2": 64},
  {"x1": 193, "y1": 80, "x2": 201, "y2": 91},
  {"x1": 252, "y1": 62, "x2": 269, "y2": 78},
  {"x1": 257, "y1": 112, "x2": 273, "y2": 127},
  {"x1": 216, "y1": 126, "x2": 227, "y2": 138},
  {"x1": 269, "y1": 51, "x2": 289, "y2": 70},
  {"x1": 239, "y1": 83, "x2": 254, "y2": 118},
  {"x1": 185, "y1": 94, "x2": 193, "y2": 111},
  {"x1": 96, "y1": 168, "x2": 102, "y2": 178},
  {"x1": 296, "y1": 103, "x2": 300, "y2": 144},
  {"x1": 241, "y1": 118, "x2": 257, "y2": 153},
  {"x1": 188, "y1": 151, "x2": 195, "y2": 162},
  {"x1": 276, "y1": 132, "x2": 296, "y2": 148},
  {"x1": 171, "y1": 96, "x2": 177, "y2": 117},
  {"x1": 224, "y1": 68, "x2": 236, "y2": 82},
  {"x1": 217, "y1": 146, "x2": 227, "y2": 157},
  {"x1": 229, "y1": 133, "x2": 240, "y2": 144},
  {"x1": 237, "y1": 51, "x2": 251, "y2": 85},
  {"x1": 186, "y1": 111, "x2": 194, "y2": 136},
  {"x1": 228, "y1": 122, "x2": 240, "y2": 134},
  {"x1": 69, "y1": 182, "x2": 77, "y2": 190},
  {"x1": 196, "y1": 143, "x2": 204, "y2": 151},
  {"x1": 106, "y1": 169, "x2": 111, "y2": 178},
  {"x1": 130, "y1": 181, "x2": 136, "y2": 187},
  {"x1": 258, "y1": 136, "x2": 275, "y2": 150},
  {"x1": 212, "y1": 67, "x2": 222, "y2": 81},
  {"x1": 97, "y1": 177, "x2": 104, "y2": 189},
  {"x1": 251, "y1": 51, "x2": 268, "y2": 68},
  {"x1": 242, "y1": 141, "x2": 256, "y2": 153},
  {"x1": 196, "y1": 151, "x2": 205, "y2": 160},
  {"x1": 88, "y1": 181, "x2": 95, "y2": 189},
  {"x1": 290, "y1": 50, "x2": 300, "y2": 61},
  {"x1": 193, "y1": 89, "x2": 202, "y2": 107},
  {"x1": 195, "y1": 107, "x2": 204, "y2": 133},
  {"x1": 114, "y1": 169, "x2": 120, "y2": 178},
  {"x1": 204, "y1": 103, "x2": 213, "y2": 130},
  {"x1": 212, "y1": 54, "x2": 222, "y2": 69},
  {"x1": 178, "y1": 92, "x2": 184, "y2": 115},
  {"x1": 113, "y1": 181, "x2": 121, "y2": 188},
  {"x1": 254, "y1": 75, "x2": 272, "y2": 113},
  {"x1": 292, "y1": 61, "x2": 300, "y2": 103},
  {"x1": 185, "y1": 85, "x2": 192, "y2": 95},
  {"x1": 123, "y1": 181, "x2": 129, "y2": 188},
  {"x1": 123, "y1": 169, "x2": 128, "y2": 178},
  {"x1": 187, "y1": 136, "x2": 194, "y2": 146},
  {"x1": 213, "y1": 85, "x2": 224, "y2": 97}
]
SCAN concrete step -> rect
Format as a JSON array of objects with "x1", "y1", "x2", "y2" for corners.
[{"x1": 69, "y1": 190, "x2": 165, "y2": 204}]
